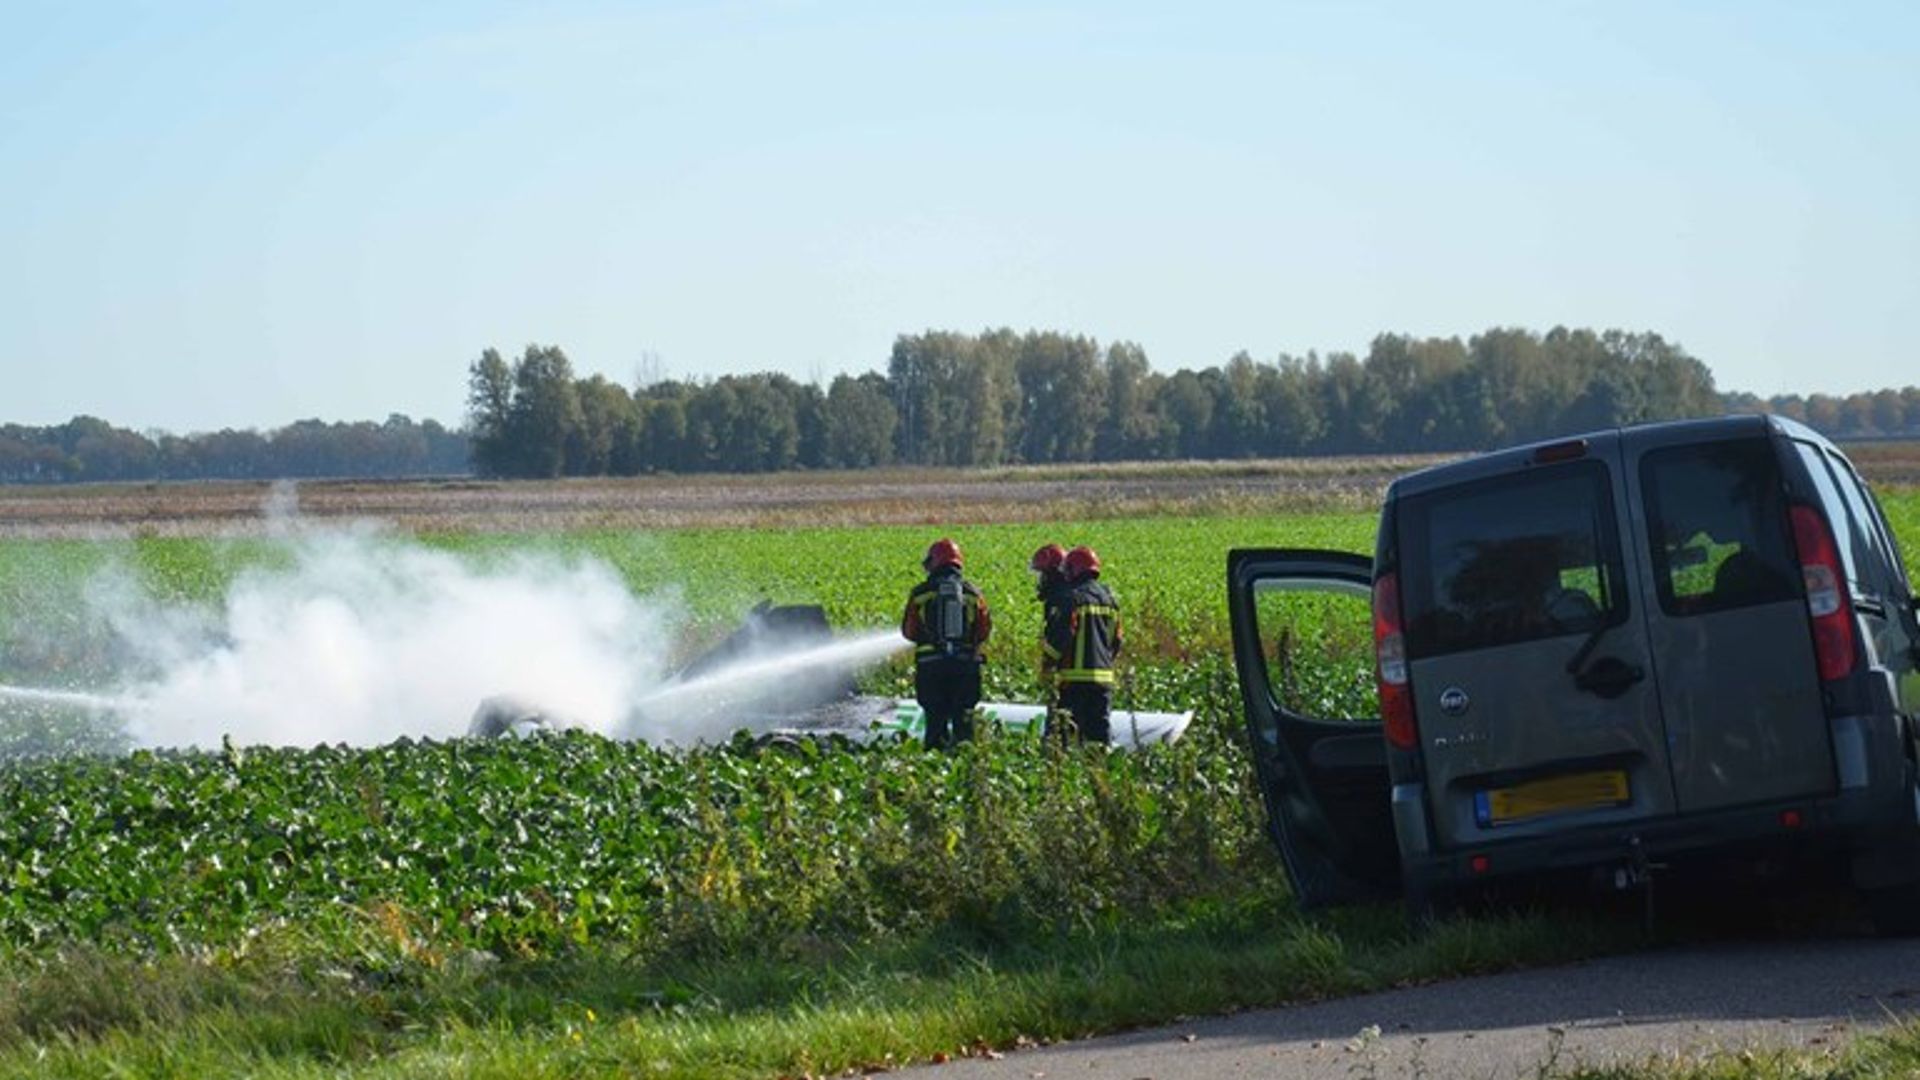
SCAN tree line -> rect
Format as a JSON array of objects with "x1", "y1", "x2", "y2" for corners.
[
  {"x1": 1726, "y1": 388, "x2": 1920, "y2": 441},
  {"x1": 0, "y1": 415, "x2": 468, "y2": 485},
  {"x1": 5, "y1": 327, "x2": 1916, "y2": 485},
  {"x1": 466, "y1": 326, "x2": 1767, "y2": 477}
]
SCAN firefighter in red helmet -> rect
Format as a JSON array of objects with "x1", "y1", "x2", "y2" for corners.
[
  {"x1": 900, "y1": 538, "x2": 992, "y2": 749},
  {"x1": 1029, "y1": 543, "x2": 1071, "y2": 720},
  {"x1": 1046, "y1": 545, "x2": 1123, "y2": 743}
]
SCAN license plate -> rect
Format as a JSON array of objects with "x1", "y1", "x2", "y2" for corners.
[{"x1": 1475, "y1": 770, "x2": 1630, "y2": 826}]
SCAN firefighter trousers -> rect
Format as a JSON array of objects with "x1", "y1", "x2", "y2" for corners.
[
  {"x1": 915, "y1": 656, "x2": 981, "y2": 750},
  {"x1": 1053, "y1": 682, "x2": 1112, "y2": 745}
]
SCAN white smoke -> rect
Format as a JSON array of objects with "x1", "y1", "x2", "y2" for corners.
[
  {"x1": 48, "y1": 520, "x2": 682, "y2": 750},
  {"x1": 0, "y1": 489, "x2": 919, "y2": 753}
]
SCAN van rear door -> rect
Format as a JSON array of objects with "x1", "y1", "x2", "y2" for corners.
[
  {"x1": 1392, "y1": 444, "x2": 1679, "y2": 851},
  {"x1": 1227, "y1": 549, "x2": 1400, "y2": 907},
  {"x1": 1626, "y1": 432, "x2": 1834, "y2": 812}
]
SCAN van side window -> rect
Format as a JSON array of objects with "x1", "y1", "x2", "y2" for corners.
[
  {"x1": 1400, "y1": 461, "x2": 1625, "y2": 658},
  {"x1": 1788, "y1": 442, "x2": 1864, "y2": 585},
  {"x1": 1251, "y1": 581, "x2": 1377, "y2": 723},
  {"x1": 1842, "y1": 460, "x2": 1914, "y2": 597},
  {"x1": 1643, "y1": 439, "x2": 1799, "y2": 617},
  {"x1": 1825, "y1": 448, "x2": 1903, "y2": 596}
]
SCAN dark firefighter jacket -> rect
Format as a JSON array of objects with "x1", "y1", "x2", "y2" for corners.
[
  {"x1": 1045, "y1": 579, "x2": 1122, "y2": 685},
  {"x1": 1037, "y1": 577, "x2": 1073, "y2": 681},
  {"x1": 901, "y1": 568, "x2": 992, "y2": 664}
]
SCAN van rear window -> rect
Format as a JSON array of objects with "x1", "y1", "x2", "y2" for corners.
[
  {"x1": 1641, "y1": 439, "x2": 1799, "y2": 616},
  {"x1": 1400, "y1": 461, "x2": 1625, "y2": 658}
]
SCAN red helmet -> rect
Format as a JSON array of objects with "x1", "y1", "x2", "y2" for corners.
[
  {"x1": 1064, "y1": 545, "x2": 1101, "y2": 580},
  {"x1": 923, "y1": 537, "x2": 963, "y2": 572},
  {"x1": 1029, "y1": 543, "x2": 1066, "y2": 575}
]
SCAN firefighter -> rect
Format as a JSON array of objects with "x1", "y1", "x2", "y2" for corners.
[
  {"x1": 1047, "y1": 545, "x2": 1122, "y2": 744},
  {"x1": 900, "y1": 538, "x2": 992, "y2": 750},
  {"x1": 1029, "y1": 543, "x2": 1070, "y2": 728}
]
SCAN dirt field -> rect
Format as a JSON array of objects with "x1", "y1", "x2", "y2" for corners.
[
  {"x1": 1838, "y1": 438, "x2": 1920, "y2": 486},
  {"x1": 2, "y1": 444, "x2": 1913, "y2": 539},
  {"x1": 0, "y1": 457, "x2": 1447, "y2": 538}
]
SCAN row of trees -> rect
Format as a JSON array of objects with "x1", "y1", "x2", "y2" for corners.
[
  {"x1": 6, "y1": 328, "x2": 1915, "y2": 485},
  {"x1": 0, "y1": 415, "x2": 468, "y2": 485},
  {"x1": 1727, "y1": 388, "x2": 1920, "y2": 441},
  {"x1": 468, "y1": 326, "x2": 1743, "y2": 476},
  {"x1": 466, "y1": 345, "x2": 899, "y2": 477}
]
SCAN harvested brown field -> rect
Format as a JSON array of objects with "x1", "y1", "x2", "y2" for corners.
[
  {"x1": 3, "y1": 444, "x2": 1912, "y2": 539},
  {"x1": 0, "y1": 456, "x2": 1453, "y2": 538},
  {"x1": 1839, "y1": 439, "x2": 1920, "y2": 487}
]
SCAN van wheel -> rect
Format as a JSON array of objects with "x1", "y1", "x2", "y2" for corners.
[
  {"x1": 1863, "y1": 878, "x2": 1920, "y2": 937},
  {"x1": 1404, "y1": 879, "x2": 1461, "y2": 930}
]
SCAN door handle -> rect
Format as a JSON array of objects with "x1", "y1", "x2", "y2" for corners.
[{"x1": 1573, "y1": 656, "x2": 1645, "y2": 699}]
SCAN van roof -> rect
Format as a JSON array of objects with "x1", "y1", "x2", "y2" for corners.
[{"x1": 1385, "y1": 413, "x2": 1837, "y2": 500}]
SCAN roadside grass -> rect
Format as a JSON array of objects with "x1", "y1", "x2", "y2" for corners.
[
  {"x1": 1547, "y1": 1018, "x2": 1920, "y2": 1079},
  {"x1": 0, "y1": 896, "x2": 1640, "y2": 1080}
]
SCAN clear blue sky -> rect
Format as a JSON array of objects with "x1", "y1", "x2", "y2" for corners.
[{"x1": 2, "y1": 1, "x2": 1915, "y2": 433}]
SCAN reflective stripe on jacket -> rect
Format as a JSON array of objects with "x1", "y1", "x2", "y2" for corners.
[{"x1": 1047, "y1": 580, "x2": 1121, "y2": 685}]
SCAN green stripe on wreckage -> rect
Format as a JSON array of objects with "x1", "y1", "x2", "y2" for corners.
[{"x1": 882, "y1": 701, "x2": 1051, "y2": 739}]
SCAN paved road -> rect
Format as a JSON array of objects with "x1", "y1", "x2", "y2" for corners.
[{"x1": 897, "y1": 938, "x2": 1920, "y2": 1079}]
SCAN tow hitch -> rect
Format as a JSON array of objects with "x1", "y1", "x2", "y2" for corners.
[{"x1": 1604, "y1": 834, "x2": 1666, "y2": 931}]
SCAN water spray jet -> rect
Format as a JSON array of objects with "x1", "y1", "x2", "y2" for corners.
[{"x1": 0, "y1": 685, "x2": 132, "y2": 712}]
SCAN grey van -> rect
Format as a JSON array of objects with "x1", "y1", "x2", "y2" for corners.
[{"x1": 1229, "y1": 415, "x2": 1920, "y2": 930}]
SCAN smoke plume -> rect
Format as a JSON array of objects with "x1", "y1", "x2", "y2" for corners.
[
  {"x1": 4, "y1": 521, "x2": 679, "y2": 750},
  {"x1": 1, "y1": 485, "x2": 917, "y2": 753}
]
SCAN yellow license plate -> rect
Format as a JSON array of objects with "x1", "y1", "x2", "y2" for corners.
[{"x1": 1479, "y1": 770, "x2": 1630, "y2": 826}]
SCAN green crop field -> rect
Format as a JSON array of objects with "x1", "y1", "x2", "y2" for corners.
[
  {"x1": 0, "y1": 492, "x2": 1914, "y2": 1078},
  {"x1": 0, "y1": 512, "x2": 1380, "y2": 957},
  {"x1": 0, "y1": 511, "x2": 1377, "y2": 677}
]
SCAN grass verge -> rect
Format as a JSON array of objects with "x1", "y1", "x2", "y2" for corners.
[
  {"x1": 0, "y1": 897, "x2": 1637, "y2": 1079},
  {"x1": 1549, "y1": 1018, "x2": 1920, "y2": 1079}
]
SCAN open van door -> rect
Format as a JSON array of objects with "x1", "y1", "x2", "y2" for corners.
[{"x1": 1229, "y1": 549, "x2": 1402, "y2": 907}]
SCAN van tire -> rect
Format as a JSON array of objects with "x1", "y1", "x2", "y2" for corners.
[
  {"x1": 1404, "y1": 878, "x2": 1461, "y2": 929},
  {"x1": 1859, "y1": 762, "x2": 1920, "y2": 936},
  {"x1": 1864, "y1": 879, "x2": 1920, "y2": 937}
]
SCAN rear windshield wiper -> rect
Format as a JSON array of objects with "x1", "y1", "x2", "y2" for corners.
[{"x1": 1566, "y1": 618, "x2": 1610, "y2": 675}]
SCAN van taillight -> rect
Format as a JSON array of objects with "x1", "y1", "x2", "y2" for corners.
[
  {"x1": 1788, "y1": 503, "x2": 1858, "y2": 681},
  {"x1": 1373, "y1": 571, "x2": 1417, "y2": 750}
]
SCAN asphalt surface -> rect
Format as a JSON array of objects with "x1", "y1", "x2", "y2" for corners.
[{"x1": 896, "y1": 937, "x2": 1920, "y2": 1079}]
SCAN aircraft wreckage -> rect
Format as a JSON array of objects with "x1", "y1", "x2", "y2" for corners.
[{"x1": 469, "y1": 603, "x2": 1190, "y2": 748}]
